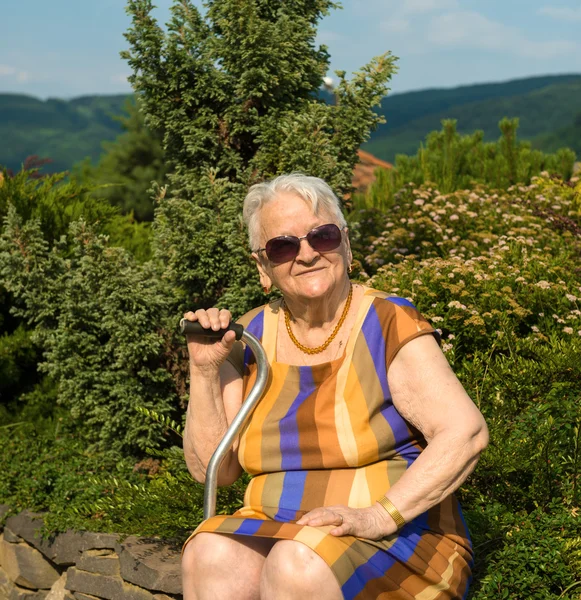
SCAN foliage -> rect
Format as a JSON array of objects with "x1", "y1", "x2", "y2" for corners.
[
  {"x1": 0, "y1": 424, "x2": 248, "y2": 542},
  {"x1": 353, "y1": 119, "x2": 576, "y2": 211},
  {"x1": 76, "y1": 97, "x2": 168, "y2": 222},
  {"x1": 0, "y1": 208, "x2": 176, "y2": 453},
  {"x1": 348, "y1": 174, "x2": 581, "y2": 598},
  {"x1": 121, "y1": 0, "x2": 396, "y2": 316}
]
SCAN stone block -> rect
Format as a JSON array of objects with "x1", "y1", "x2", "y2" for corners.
[
  {"x1": 45, "y1": 572, "x2": 75, "y2": 600},
  {"x1": 4, "y1": 527, "x2": 23, "y2": 543},
  {"x1": 2, "y1": 538, "x2": 60, "y2": 590},
  {"x1": 73, "y1": 594, "x2": 101, "y2": 600},
  {"x1": 118, "y1": 537, "x2": 182, "y2": 595},
  {"x1": 7, "y1": 584, "x2": 49, "y2": 599},
  {"x1": 77, "y1": 550, "x2": 120, "y2": 577},
  {"x1": 66, "y1": 567, "x2": 155, "y2": 600},
  {"x1": 5, "y1": 512, "x2": 119, "y2": 566}
]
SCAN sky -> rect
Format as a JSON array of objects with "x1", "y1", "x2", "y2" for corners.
[{"x1": 1, "y1": 0, "x2": 580, "y2": 100}]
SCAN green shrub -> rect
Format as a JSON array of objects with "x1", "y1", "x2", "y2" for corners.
[
  {"x1": 348, "y1": 175, "x2": 581, "y2": 598},
  {"x1": 0, "y1": 208, "x2": 176, "y2": 453},
  {"x1": 353, "y1": 119, "x2": 576, "y2": 211}
]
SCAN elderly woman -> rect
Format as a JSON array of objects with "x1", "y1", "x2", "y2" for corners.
[{"x1": 181, "y1": 173, "x2": 488, "y2": 600}]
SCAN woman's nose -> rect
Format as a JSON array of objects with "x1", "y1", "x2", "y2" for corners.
[{"x1": 296, "y1": 237, "x2": 318, "y2": 262}]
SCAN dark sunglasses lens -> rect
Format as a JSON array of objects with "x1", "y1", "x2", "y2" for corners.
[
  {"x1": 265, "y1": 237, "x2": 300, "y2": 263},
  {"x1": 308, "y1": 224, "x2": 342, "y2": 252}
]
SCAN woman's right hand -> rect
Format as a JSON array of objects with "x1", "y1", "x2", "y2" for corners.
[{"x1": 182, "y1": 308, "x2": 237, "y2": 371}]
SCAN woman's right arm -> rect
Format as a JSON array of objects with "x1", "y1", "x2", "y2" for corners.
[{"x1": 182, "y1": 308, "x2": 244, "y2": 486}]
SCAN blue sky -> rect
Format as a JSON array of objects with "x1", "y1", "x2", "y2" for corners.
[{"x1": 1, "y1": 0, "x2": 580, "y2": 99}]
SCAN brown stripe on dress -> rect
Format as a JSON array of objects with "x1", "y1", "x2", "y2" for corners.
[
  {"x1": 351, "y1": 332, "x2": 395, "y2": 462},
  {"x1": 295, "y1": 363, "x2": 334, "y2": 469}
]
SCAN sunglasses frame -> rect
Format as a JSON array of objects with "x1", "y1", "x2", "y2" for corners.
[{"x1": 255, "y1": 223, "x2": 346, "y2": 264}]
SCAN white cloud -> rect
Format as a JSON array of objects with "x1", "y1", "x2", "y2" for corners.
[
  {"x1": 538, "y1": 5, "x2": 581, "y2": 21},
  {"x1": 427, "y1": 11, "x2": 578, "y2": 59},
  {"x1": 0, "y1": 64, "x2": 30, "y2": 81},
  {"x1": 381, "y1": 18, "x2": 410, "y2": 33}
]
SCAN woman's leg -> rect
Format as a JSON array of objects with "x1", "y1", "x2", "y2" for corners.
[
  {"x1": 182, "y1": 532, "x2": 276, "y2": 600},
  {"x1": 260, "y1": 539, "x2": 344, "y2": 600}
]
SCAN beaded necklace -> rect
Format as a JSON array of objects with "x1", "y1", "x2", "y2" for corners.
[{"x1": 283, "y1": 283, "x2": 353, "y2": 355}]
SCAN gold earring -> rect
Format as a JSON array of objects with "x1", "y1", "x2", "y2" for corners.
[
  {"x1": 348, "y1": 264, "x2": 353, "y2": 274},
  {"x1": 262, "y1": 285, "x2": 271, "y2": 294}
]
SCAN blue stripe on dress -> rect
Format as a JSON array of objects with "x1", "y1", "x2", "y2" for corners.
[
  {"x1": 279, "y1": 367, "x2": 315, "y2": 470},
  {"x1": 243, "y1": 310, "x2": 264, "y2": 368},
  {"x1": 385, "y1": 296, "x2": 417, "y2": 309},
  {"x1": 342, "y1": 529, "x2": 421, "y2": 599},
  {"x1": 234, "y1": 518, "x2": 264, "y2": 536},
  {"x1": 274, "y1": 470, "x2": 308, "y2": 522},
  {"x1": 361, "y1": 303, "x2": 389, "y2": 399}
]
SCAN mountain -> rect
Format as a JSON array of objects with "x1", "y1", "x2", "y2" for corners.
[
  {"x1": 0, "y1": 94, "x2": 129, "y2": 173},
  {"x1": 364, "y1": 74, "x2": 581, "y2": 161},
  {"x1": 1, "y1": 73, "x2": 580, "y2": 173}
]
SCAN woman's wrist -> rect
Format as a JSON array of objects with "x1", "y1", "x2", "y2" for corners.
[{"x1": 375, "y1": 496, "x2": 406, "y2": 530}]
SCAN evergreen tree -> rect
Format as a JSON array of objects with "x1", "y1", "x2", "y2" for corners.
[
  {"x1": 80, "y1": 97, "x2": 168, "y2": 222},
  {"x1": 122, "y1": 0, "x2": 396, "y2": 315}
]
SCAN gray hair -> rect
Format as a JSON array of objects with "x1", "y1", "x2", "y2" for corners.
[{"x1": 243, "y1": 173, "x2": 347, "y2": 250}]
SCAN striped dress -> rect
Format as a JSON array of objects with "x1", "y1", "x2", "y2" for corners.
[{"x1": 184, "y1": 287, "x2": 473, "y2": 599}]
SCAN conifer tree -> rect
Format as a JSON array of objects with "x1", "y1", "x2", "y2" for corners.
[{"x1": 122, "y1": 0, "x2": 396, "y2": 314}]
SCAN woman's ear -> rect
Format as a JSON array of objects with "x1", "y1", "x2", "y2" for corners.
[{"x1": 252, "y1": 252, "x2": 273, "y2": 293}]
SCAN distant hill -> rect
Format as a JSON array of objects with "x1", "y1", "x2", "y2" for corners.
[
  {"x1": 0, "y1": 94, "x2": 129, "y2": 173},
  {"x1": 364, "y1": 74, "x2": 581, "y2": 161},
  {"x1": 1, "y1": 73, "x2": 580, "y2": 173}
]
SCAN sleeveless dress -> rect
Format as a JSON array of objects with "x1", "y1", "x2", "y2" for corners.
[{"x1": 183, "y1": 287, "x2": 473, "y2": 599}]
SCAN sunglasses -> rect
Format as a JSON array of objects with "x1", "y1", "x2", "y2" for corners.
[{"x1": 256, "y1": 223, "x2": 345, "y2": 264}]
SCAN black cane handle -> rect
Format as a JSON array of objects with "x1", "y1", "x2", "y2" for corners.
[{"x1": 179, "y1": 319, "x2": 244, "y2": 341}]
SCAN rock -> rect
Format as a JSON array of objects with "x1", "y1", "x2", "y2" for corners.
[
  {"x1": 1, "y1": 538, "x2": 60, "y2": 590},
  {"x1": 7, "y1": 583, "x2": 49, "y2": 599},
  {"x1": 66, "y1": 567, "x2": 155, "y2": 600},
  {"x1": 77, "y1": 550, "x2": 120, "y2": 577},
  {"x1": 118, "y1": 537, "x2": 182, "y2": 595},
  {"x1": 4, "y1": 527, "x2": 23, "y2": 543},
  {"x1": 45, "y1": 572, "x2": 75, "y2": 600},
  {"x1": 73, "y1": 594, "x2": 101, "y2": 600},
  {"x1": 5, "y1": 513, "x2": 119, "y2": 566}
]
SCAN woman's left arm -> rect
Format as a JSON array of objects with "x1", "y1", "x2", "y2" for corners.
[{"x1": 297, "y1": 334, "x2": 489, "y2": 539}]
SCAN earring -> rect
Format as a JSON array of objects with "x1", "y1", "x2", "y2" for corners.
[
  {"x1": 262, "y1": 285, "x2": 271, "y2": 294},
  {"x1": 348, "y1": 264, "x2": 353, "y2": 274}
]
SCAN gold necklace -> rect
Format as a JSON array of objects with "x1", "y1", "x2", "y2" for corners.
[{"x1": 283, "y1": 283, "x2": 353, "y2": 355}]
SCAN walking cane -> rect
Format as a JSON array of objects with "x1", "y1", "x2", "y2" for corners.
[{"x1": 180, "y1": 319, "x2": 269, "y2": 520}]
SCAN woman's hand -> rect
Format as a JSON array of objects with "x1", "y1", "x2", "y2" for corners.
[
  {"x1": 296, "y1": 504, "x2": 398, "y2": 540},
  {"x1": 182, "y1": 308, "x2": 237, "y2": 372}
]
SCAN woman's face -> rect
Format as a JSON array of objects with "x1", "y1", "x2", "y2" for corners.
[{"x1": 253, "y1": 192, "x2": 352, "y2": 303}]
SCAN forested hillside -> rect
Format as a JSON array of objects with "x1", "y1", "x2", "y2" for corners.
[
  {"x1": 1, "y1": 73, "x2": 580, "y2": 173},
  {"x1": 365, "y1": 74, "x2": 581, "y2": 160}
]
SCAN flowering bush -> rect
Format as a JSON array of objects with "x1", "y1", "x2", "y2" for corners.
[{"x1": 350, "y1": 175, "x2": 581, "y2": 598}]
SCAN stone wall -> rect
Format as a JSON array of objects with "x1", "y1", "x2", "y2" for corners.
[{"x1": 0, "y1": 506, "x2": 183, "y2": 600}]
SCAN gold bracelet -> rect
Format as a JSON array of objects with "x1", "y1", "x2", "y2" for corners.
[{"x1": 377, "y1": 496, "x2": 406, "y2": 529}]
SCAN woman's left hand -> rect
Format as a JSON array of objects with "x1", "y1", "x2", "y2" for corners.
[{"x1": 296, "y1": 504, "x2": 398, "y2": 540}]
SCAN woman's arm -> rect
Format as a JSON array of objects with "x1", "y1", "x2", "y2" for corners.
[
  {"x1": 377, "y1": 333, "x2": 489, "y2": 526},
  {"x1": 297, "y1": 333, "x2": 488, "y2": 538},
  {"x1": 182, "y1": 308, "x2": 245, "y2": 487}
]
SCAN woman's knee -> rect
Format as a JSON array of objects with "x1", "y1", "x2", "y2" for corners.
[
  {"x1": 182, "y1": 532, "x2": 236, "y2": 576},
  {"x1": 261, "y1": 540, "x2": 342, "y2": 598}
]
